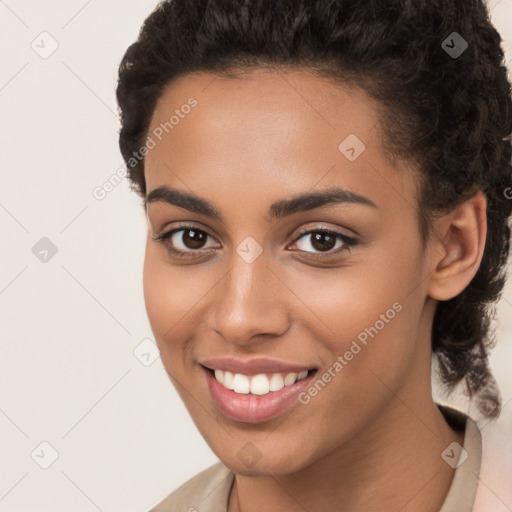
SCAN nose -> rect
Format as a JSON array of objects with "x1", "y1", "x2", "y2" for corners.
[{"x1": 208, "y1": 247, "x2": 291, "y2": 346}]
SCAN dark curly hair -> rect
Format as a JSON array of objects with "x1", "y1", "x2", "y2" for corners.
[{"x1": 116, "y1": 0, "x2": 512, "y2": 419}]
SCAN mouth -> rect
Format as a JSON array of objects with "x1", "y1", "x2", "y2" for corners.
[
  {"x1": 201, "y1": 365, "x2": 317, "y2": 395},
  {"x1": 201, "y1": 364, "x2": 318, "y2": 423}
]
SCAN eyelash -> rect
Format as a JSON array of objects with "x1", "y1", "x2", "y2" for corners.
[{"x1": 151, "y1": 223, "x2": 358, "y2": 260}]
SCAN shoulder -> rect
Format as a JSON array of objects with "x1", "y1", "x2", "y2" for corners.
[{"x1": 149, "y1": 461, "x2": 235, "y2": 512}]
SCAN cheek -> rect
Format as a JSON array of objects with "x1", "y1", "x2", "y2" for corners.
[
  {"x1": 293, "y1": 272, "x2": 414, "y2": 380},
  {"x1": 285, "y1": 244, "x2": 424, "y2": 393},
  {"x1": 142, "y1": 244, "x2": 193, "y2": 357},
  {"x1": 142, "y1": 242, "x2": 221, "y2": 371},
  {"x1": 287, "y1": 259, "x2": 412, "y2": 344},
  {"x1": 288, "y1": 270, "x2": 420, "y2": 440}
]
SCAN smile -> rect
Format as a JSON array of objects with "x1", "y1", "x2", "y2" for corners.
[
  {"x1": 201, "y1": 364, "x2": 318, "y2": 423},
  {"x1": 211, "y1": 368, "x2": 311, "y2": 395}
]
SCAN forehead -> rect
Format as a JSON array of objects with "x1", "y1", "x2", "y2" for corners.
[{"x1": 144, "y1": 68, "x2": 419, "y2": 214}]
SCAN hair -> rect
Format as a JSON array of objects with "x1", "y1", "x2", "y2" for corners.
[{"x1": 116, "y1": 0, "x2": 512, "y2": 419}]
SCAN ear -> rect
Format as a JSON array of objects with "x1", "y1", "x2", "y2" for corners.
[{"x1": 426, "y1": 190, "x2": 487, "y2": 301}]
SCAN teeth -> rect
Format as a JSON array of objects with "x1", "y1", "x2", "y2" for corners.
[
  {"x1": 233, "y1": 373, "x2": 250, "y2": 394},
  {"x1": 250, "y1": 374, "x2": 270, "y2": 395},
  {"x1": 212, "y1": 369, "x2": 310, "y2": 395},
  {"x1": 284, "y1": 372, "x2": 298, "y2": 386},
  {"x1": 269, "y1": 373, "x2": 285, "y2": 392},
  {"x1": 223, "y1": 371, "x2": 235, "y2": 390}
]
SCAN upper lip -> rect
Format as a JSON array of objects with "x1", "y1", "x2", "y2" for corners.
[{"x1": 201, "y1": 357, "x2": 316, "y2": 375}]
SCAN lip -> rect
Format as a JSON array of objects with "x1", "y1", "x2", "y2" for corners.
[
  {"x1": 201, "y1": 357, "x2": 316, "y2": 376},
  {"x1": 201, "y1": 364, "x2": 318, "y2": 423}
]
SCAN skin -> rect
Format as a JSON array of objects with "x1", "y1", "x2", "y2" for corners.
[{"x1": 142, "y1": 68, "x2": 487, "y2": 511}]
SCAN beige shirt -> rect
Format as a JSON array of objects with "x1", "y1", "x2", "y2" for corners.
[{"x1": 150, "y1": 405, "x2": 482, "y2": 512}]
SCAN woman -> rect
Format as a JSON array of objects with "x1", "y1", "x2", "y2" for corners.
[{"x1": 116, "y1": 0, "x2": 512, "y2": 510}]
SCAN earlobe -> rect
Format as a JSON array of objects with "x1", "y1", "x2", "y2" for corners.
[{"x1": 427, "y1": 190, "x2": 487, "y2": 302}]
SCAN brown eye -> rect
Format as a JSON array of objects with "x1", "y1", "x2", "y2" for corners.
[
  {"x1": 153, "y1": 225, "x2": 220, "y2": 258},
  {"x1": 309, "y1": 232, "x2": 337, "y2": 252},
  {"x1": 290, "y1": 228, "x2": 357, "y2": 256},
  {"x1": 179, "y1": 229, "x2": 208, "y2": 249}
]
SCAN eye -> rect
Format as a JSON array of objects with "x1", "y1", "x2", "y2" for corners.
[
  {"x1": 151, "y1": 224, "x2": 358, "y2": 260},
  {"x1": 289, "y1": 228, "x2": 358, "y2": 256},
  {"x1": 152, "y1": 224, "x2": 219, "y2": 259}
]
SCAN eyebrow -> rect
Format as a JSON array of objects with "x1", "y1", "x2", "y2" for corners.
[{"x1": 145, "y1": 185, "x2": 377, "y2": 220}]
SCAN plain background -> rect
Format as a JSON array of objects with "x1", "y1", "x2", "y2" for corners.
[{"x1": 0, "y1": 1, "x2": 511, "y2": 510}]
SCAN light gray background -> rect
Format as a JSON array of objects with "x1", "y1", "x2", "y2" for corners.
[{"x1": 0, "y1": 1, "x2": 511, "y2": 511}]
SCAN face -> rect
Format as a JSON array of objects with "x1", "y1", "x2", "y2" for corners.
[{"x1": 143, "y1": 68, "x2": 438, "y2": 476}]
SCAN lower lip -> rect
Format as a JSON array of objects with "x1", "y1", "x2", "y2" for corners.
[{"x1": 202, "y1": 365, "x2": 317, "y2": 423}]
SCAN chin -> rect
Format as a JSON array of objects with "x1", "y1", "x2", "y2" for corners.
[{"x1": 213, "y1": 440, "x2": 317, "y2": 478}]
